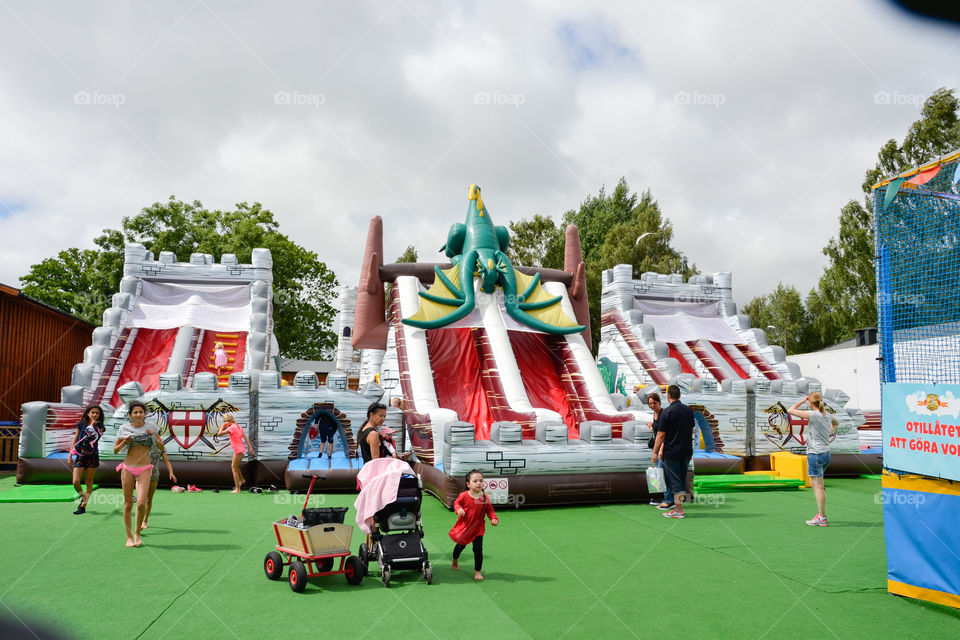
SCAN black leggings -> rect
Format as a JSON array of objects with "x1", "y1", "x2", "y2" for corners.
[{"x1": 453, "y1": 535, "x2": 484, "y2": 571}]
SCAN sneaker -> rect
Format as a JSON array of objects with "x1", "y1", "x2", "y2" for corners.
[
  {"x1": 805, "y1": 514, "x2": 828, "y2": 527},
  {"x1": 187, "y1": 484, "x2": 202, "y2": 492},
  {"x1": 171, "y1": 485, "x2": 186, "y2": 493},
  {"x1": 73, "y1": 505, "x2": 86, "y2": 515},
  {"x1": 250, "y1": 487, "x2": 263, "y2": 494},
  {"x1": 663, "y1": 510, "x2": 685, "y2": 519},
  {"x1": 656, "y1": 502, "x2": 675, "y2": 511}
]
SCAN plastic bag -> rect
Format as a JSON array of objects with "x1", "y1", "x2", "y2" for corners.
[{"x1": 646, "y1": 466, "x2": 665, "y2": 493}]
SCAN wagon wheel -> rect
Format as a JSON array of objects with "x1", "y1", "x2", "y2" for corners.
[
  {"x1": 316, "y1": 557, "x2": 334, "y2": 572},
  {"x1": 264, "y1": 551, "x2": 283, "y2": 580},
  {"x1": 344, "y1": 556, "x2": 364, "y2": 585},
  {"x1": 289, "y1": 561, "x2": 308, "y2": 593},
  {"x1": 358, "y1": 543, "x2": 368, "y2": 564}
]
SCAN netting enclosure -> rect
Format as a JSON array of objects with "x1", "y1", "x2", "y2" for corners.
[{"x1": 873, "y1": 150, "x2": 960, "y2": 384}]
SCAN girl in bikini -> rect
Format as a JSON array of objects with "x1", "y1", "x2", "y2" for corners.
[{"x1": 114, "y1": 401, "x2": 164, "y2": 547}]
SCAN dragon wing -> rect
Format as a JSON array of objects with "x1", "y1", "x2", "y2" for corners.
[
  {"x1": 402, "y1": 262, "x2": 477, "y2": 329},
  {"x1": 506, "y1": 269, "x2": 585, "y2": 334}
]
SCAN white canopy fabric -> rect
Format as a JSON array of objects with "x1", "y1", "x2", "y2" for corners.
[
  {"x1": 131, "y1": 281, "x2": 252, "y2": 331},
  {"x1": 633, "y1": 299, "x2": 743, "y2": 344}
]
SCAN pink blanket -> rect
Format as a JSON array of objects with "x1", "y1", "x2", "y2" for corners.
[{"x1": 353, "y1": 458, "x2": 412, "y2": 534}]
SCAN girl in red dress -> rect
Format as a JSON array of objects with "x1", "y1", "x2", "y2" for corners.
[{"x1": 449, "y1": 469, "x2": 499, "y2": 580}]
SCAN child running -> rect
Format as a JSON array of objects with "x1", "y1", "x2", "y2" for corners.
[
  {"x1": 69, "y1": 405, "x2": 105, "y2": 515},
  {"x1": 449, "y1": 469, "x2": 499, "y2": 581},
  {"x1": 216, "y1": 414, "x2": 255, "y2": 493}
]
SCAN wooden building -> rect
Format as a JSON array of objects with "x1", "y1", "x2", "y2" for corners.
[{"x1": 0, "y1": 284, "x2": 94, "y2": 424}]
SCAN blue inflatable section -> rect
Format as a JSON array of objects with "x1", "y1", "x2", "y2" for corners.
[{"x1": 883, "y1": 487, "x2": 960, "y2": 598}]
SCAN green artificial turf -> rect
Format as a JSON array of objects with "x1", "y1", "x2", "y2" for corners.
[
  {"x1": 0, "y1": 474, "x2": 958, "y2": 639},
  {"x1": 0, "y1": 483, "x2": 97, "y2": 503}
]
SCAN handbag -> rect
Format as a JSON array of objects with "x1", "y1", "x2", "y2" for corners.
[{"x1": 646, "y1": 466, "x2": 665, "y2": 493}]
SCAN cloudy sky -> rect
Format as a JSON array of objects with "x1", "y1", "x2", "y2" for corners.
[{"x1": 1, "y1": 1, "x2": 958, "y2": 309}]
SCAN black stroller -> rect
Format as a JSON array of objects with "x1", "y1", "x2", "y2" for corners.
[{"x1": 358, "y1": 473, "x2": 432, "y2": 587}]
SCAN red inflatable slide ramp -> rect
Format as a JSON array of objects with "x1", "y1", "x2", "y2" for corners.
[
  {"x1": 710, "y1": 341, "x2": 751, "y2": 380},
  {"x1": 426, "y1": 328, "x2": 496, "y2": 440},
  {"x1": 668, "y1": 343, "x2": 699, "y2": 377},
  {"x1": 510, "y1": 331, "x2": 577, "y2": 435},
  {"x1": 685, "y1": 340, "x2": 729, "y2": 382},
  {"x1": 110, "y1": 328, "x2": 178, "y2": 407},
  {"x1": 546, "y1": 335, "x2": 636, "y2": 439},
  {"x1": 600, "y1": 310, "x2": 668, "y2": 385},
  {"x1": 471, "y1": 328, "x2": 538, "y2": 438},
  {"x1": 734, "y1": 343, "x2": 780, "y2": 380}
]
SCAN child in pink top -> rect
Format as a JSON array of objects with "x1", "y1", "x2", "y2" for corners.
[
  {"x1": 449, "y1": 469, "x2": 499, "y2": 580},
  {"x1": 213, "y1": 342, "x2": 228, "y2": 376},
  {"x1": 216, "y1": 414, "x2": 255, "y2": 493}
]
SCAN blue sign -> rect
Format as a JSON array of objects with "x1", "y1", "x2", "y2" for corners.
[{"x1": 882, "y1": 382, "x2": 960, "y2": 482}]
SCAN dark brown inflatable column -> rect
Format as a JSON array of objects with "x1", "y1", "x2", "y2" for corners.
[
  {"x1": 564, "y1": 224, "x2": 591, "y2": 351},
  {"x1": 353, "y1": 216, "x2": 389, "y2": 350}
]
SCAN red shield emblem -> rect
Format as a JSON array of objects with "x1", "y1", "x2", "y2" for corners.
[{"x1": 169, "y1": 411, "x2": 207, "y2": 449}]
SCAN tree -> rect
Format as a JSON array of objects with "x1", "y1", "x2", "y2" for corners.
[
  {"x1": 743, "y1": 284, "x2": 812, "y2": 355},
  {"x1": 19, "y1": 247, "x2": 120, "y2": 324},
  {"x1": 20, "y1": 197, "x2": 339, "y2": 359},
  {"x1": 506, "y1": 214, "x2": 564, "y2": 269},
  {"x1": 395, "y1": 245, "x2": 418, "y2": 263},
  {"x1": 502, "y1": 179, "x2": 694, "y2": 352}
]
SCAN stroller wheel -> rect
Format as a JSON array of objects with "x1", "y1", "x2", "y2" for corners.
[
  {"x1": 358, "y1": 543, "x2": 368, "y2": 564},
  {"x1": 382, "y1": 565, "x2": 391, "y2": 588},
  {"x1": 423, "y1": 562, "x2": 433, "y2": 585}
]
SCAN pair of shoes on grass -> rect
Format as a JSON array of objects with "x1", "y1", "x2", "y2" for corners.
[
  {"x1": 805, "y1": 514, "x2": 828, "y2": 527},
  {"x1": 662, "y1": 509, "x2": 684, "y2": 519}
]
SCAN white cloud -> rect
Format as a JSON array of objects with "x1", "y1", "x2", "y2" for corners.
[{"x1": 1, "y1": 0, "x2": 959, "y2": 320}]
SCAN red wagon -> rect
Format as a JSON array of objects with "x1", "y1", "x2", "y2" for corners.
[{"x1": 263, "y1": 475, "x2": 364, "y2": 592}]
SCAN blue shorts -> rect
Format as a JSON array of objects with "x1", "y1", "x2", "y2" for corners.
[{"x1": 807, "y1": 452, "x2": 831, "y2": 477}]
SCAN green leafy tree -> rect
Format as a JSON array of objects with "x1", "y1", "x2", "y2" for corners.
[
  {"x1": 506, "y1": 214, "x2": 564, "y2": 269},
  {"x1": 20, "y1": 197, "x2": 339, "y2": 359},
  {"x1": 806, "y1": 87, "x2": 960, "y2": 349},
  {"x1": 743, "y1": 284, "x2": 811, "y2": 355},
  {"x1": 505, "y1": 179, "x2": 691, "y2": 351},
  {"x1": 395, "y1": 245, "x2": 418, "y2": 263},
  {"x1": 19, "y1": 247, "x2": 120, "y2": 324}
]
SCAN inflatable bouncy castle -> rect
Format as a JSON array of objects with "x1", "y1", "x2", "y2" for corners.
[
  {"x1": 18, "y1": 245, "x2": 390, "y2": 489},
  {"x1": 352, "y1": 185, "x2": 667, "y2": 507},
  {"x1": 597, "y1": 266, "x2": 876, "y2": 470}
]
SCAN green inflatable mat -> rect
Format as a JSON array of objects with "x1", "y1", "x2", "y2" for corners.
[
  {"x1": 693, "y1": 475, "x2": 803, "y2": 493},
  {"x1": 0, "y1": 484, "x2": 96, "y2": 503}
]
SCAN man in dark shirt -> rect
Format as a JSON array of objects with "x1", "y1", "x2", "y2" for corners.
[{"x1": 653, "y1": 385, "x2": 694, "y2": 519}]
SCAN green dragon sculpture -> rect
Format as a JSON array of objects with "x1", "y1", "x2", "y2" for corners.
[{"x1": 402, "y1": 185, "x2": 585, "y2": 334}]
